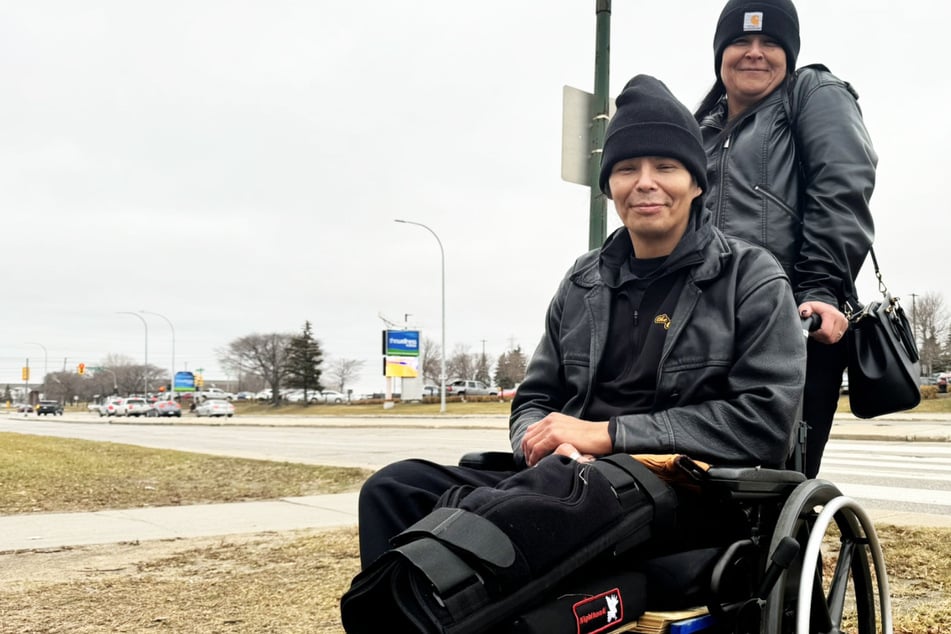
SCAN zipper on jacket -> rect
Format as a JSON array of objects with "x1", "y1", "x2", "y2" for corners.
[
  {"x1": 754, "y1": 185, "x2": 803, "y2": 224},
  {"x1": 713, "y1": 135, "x2": 732, "y2": 227}
]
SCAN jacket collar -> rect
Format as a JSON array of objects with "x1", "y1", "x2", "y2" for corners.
[{"x1": 571, "y1": 208, "x2": 729, "y2": 289}]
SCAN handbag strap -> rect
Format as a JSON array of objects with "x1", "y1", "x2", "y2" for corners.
[{"x1": 868, "y1": 246, "x2": 888, "y2": 298}]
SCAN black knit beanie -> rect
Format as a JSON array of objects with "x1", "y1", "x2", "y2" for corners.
[
  {"x1": 713, "y1": 0, "x2": 800, "y2": 78},
  {"x1": 599, "y1": 75, "x2": 707, "y2": 198}
]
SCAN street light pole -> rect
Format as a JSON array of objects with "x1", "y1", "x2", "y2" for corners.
[
  {"x1": 117, "y1": 311, "x2": 149, "y2": 395},
  {"x1": 25, "y1": 342, "x2": 48, "y2": 387},
  {"x1": 141, "y1": 310, "x2": 175, "y2": 394},
  {"x1": 394, "y1": 219, "x2": 447, "y2": 413}
]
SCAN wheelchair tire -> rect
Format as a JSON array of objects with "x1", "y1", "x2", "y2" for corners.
[{"x1": 762, "y1": 479, "x2": 887, "y2": 634}]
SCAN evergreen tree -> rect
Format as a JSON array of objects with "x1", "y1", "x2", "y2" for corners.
[
  {"x1": 284, "y1": 321, "x2": 324, "y2": 400},
  {"x1": 475, "y1": 352, "x2": 492, "y2": 385},
  {"x1": 494, "y1": 346, "x2": 527, "y2": 389}
]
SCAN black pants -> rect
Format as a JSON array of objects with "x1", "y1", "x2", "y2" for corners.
[
  {"x1": 358, "y1": 459, "x2": 516, "y2": 567},
  {"x1": 357, "y1": 457, "x2": 749, "y2": 570},
  {"x1": 802, "y1": 338, "x2": 848, "y2": 478}
]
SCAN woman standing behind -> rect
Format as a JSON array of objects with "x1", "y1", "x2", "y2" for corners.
[{"x1": 695, "y1": 0, "x2": 876, "y2": 478}]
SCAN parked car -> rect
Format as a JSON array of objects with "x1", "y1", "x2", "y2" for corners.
[
  {"x1": 937, "y1": 373, "x2": 951, "y2": 394},
  {"x1": 195, "y1": 399, "x2": 235, "y2": 417},
  {"x1": 147, "y1": 400, "x2": 182, "y2": 417},
  {"x1": 445, "y1": 380, "x2": 497, "y2": 397},
  {"x1": 35, "y1": 400, "x2": 64, "y2": 416},
  {"x1": 122, "y1": 397, "x2": 150, "y2": 417},
  {"x1": 99, "y1": 397, "x2": 124, "y2": 417},
  {"x1": 316, "y1": 390, "x2": 347, "y2": 404},
  {"x1": 255, "y1": 389, "x2": 274, "y2": 401},
  {"x1": 234, "y1": 391, "x2": 256, "y2": 401},
  {"x1": 284, "y1": 389, "x2": 308, "y2": 403},
  {"x1": 197, "y1": 387, "x2": 234, "y2": 401}
]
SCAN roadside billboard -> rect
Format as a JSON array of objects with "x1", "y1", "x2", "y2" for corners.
[
  {"x1": 382, "y1": 329, "x2": 420, "y2": 378},
  {"x1": 174, "y1": 371, "x2": 196, "y2": 392}
]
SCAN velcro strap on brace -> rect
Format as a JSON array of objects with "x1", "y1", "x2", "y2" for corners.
[
  {"x1": 593, "y1": 454, "x2": 677, "y2": 535},
  {"x1": 395, "y1": 507, "x2": 517, "y2": 569},
  {"x1": 396, "y1": 537, "x2": 491, "y2": 623}
]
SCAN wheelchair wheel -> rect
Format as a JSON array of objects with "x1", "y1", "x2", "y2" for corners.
[{"x1": 762, "y1": 479, "x2": 891, "y2": 634}]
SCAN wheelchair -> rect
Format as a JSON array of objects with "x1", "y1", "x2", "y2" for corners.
[{"x1": 457, "y1": 447, "x2": 892, "y2": 634}]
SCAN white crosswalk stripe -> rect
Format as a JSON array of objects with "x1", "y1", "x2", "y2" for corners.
[{"x1": 818, "y1": 440, "x2": 951, "y2": 515}]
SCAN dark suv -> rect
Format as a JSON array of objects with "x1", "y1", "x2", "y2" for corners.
[{"x1": 35, "y1": 400, "x2": 64, "y2": 416}]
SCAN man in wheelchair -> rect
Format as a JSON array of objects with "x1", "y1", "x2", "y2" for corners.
[{"x1": 342, "y1": 76, "x2": 886, "y2": 634}]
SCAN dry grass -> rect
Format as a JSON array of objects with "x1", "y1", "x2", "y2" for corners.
[
  {"x1": 0, "y1": 524, "x2": 948, "y2": 633},
  {"x1": 0, "y1": 432, "x2": 371, "y2": 514}
]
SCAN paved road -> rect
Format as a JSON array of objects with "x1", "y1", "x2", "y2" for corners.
[
  {"x1": 0, "y1": 414, "x2": 513, "y2": 469},
  {"x1": 817, "y1": 439, "x2": 951, "y2": 521},
  {"x1": 2, "y1": 414, "x2": 950, "y2": 518}
]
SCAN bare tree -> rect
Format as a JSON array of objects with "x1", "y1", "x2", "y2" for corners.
[
  {"x1": 447, "y1": 344, "x2": 475, "y2": 381},
  {"x1": 326, "y1": 357, "x2": 365, "y2": 394},
  {"x1": 420, "y1": 337, "x2": 441, "y2": 385},
  {"x1": 910, "y1": 292, "x2": 948, "y2": 376},
  {"x1": 218, "y1": 333, "x2": 293, "y2": 405}
]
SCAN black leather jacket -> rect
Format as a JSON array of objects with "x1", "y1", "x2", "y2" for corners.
[
  {"x1": 699, "y1": 66, "x2": 876, "y2": 307},
  {"x1": 509, "y1": 219, "x2": 806, "y2": 469}
]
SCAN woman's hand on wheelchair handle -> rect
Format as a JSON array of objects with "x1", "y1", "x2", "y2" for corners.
[{"x1": 799, "y1": 301, "x2": 848, "y2": 345}]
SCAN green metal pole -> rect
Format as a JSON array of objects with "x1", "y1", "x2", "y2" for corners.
[{"x1": 588, "y1": 0, "x2": 611, "y2": 250}]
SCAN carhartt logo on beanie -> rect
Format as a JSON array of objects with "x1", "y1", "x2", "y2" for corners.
[
  {"x1": 713, "y1": 0, "x2": 800, "y2": 78},
  {"x1": 598, "y1": 74, "x2": 707, "y2": 198}
]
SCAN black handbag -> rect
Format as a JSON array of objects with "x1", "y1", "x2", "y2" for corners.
[{"x1": 846, "y1": 247, "x2": 921, "y2": 419}]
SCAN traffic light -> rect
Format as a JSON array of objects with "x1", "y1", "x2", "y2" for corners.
[
  {"x1": 77, "y1": 363, "x2": 86, "y2": 376},
  {"x1": 196, "y1": 373, "x2": 204, "y2": 388}
]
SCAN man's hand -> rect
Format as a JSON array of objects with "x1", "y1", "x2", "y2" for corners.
[
  {"x1": 521, "y1": 412, "x2": 611, "y2": 467},
  {"x1": 799, "y1": 301, "x2": 849, "y2": 346}
]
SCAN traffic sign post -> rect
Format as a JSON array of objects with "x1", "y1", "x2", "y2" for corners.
[{"x1": 561, "y1": 0, "x2": 612, "y2": 250}]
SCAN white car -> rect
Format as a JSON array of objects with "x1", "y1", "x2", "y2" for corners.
[
  {"x1": 197, "y1": 387, "x2": 234, "y2": 401},
  {"x1": 122, "y1": 397, "x2": 150, "y2": 417},
  {"x1": 283, "y1": 389, "x2": 308, "y2": 403},
  {"x1": 316, "y1": 390, "x2": 347, "y2": 404},
  {"x1": 195, "y1": 399, "x2": 235, "y2": 417},
  {"x1": 98, "y1": 398, "x2": 124, "y2": 417}
]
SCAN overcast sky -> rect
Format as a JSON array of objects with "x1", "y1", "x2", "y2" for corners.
[{"x1": 1, "y1": 1, "x2": 946, "y2": 395}]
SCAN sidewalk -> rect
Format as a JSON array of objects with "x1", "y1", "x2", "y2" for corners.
[{"x1": 0, "y1": 414, "x2": 948, "y2": 553}]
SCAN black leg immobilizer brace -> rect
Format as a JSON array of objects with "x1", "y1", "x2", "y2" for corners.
[{"x1": 341, "y1": 454, "x2": 677, "y2": 634}]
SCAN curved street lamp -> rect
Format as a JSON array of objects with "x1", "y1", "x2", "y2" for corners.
[
  {"x1": 394, "y1": 219, "x2": 446, "y2": 413},
  {"x1": 117, "y1": 311, "x2": 149, "y2": 394},
  {"x1": 141, "y1": 310, "x2": 175, "y2": 393},
  {"x1": 25, "y1": 341, "x2": 48, "y2": 386}
]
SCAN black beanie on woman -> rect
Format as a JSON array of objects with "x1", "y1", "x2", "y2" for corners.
[
  {"x1": 713, "y1": 0, "x2": 800, "y2": 78},
  {"x1": 598, "y1": 75, "x2": 707, "y2": 198}
]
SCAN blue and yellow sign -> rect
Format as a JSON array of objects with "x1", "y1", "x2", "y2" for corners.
[{"x1": 383, "y1": 330, "x2": 420, "y2": 357}]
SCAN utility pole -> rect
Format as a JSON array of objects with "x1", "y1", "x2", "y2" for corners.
[
  {"x1": 588, "y1": 0, "x2": 612, "y2": 249},
  {"x1": 909, "y1": 293, "x2": 918, "y2": 346}
]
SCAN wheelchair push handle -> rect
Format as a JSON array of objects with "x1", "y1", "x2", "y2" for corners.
[{"x1": 801, "y1": 314, "x2": 821, "y2": 338}]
